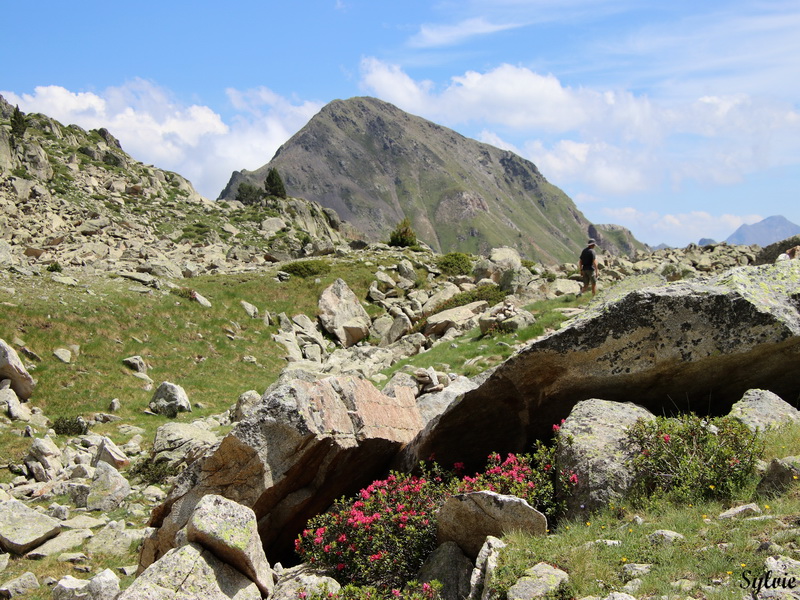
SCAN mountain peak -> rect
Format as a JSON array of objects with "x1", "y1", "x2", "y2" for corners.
[
  {"x1": 726, "y1": 215, "x2": 800, "y2": 246},
  {"x1": 219, "y1": 96, "x2": 643, "y2": 263}
]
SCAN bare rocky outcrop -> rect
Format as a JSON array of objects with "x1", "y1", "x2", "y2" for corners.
[
  {"x1": 141, "y1": 375, "x2": 424, "y2": 568},
  {"x1": 0, "y1": 499, "x2": 61, "y2": 555},
  {"x1": 436, "y1": 491, "x2": 547, "y2": 560},
  {"x1": 119, "y1": 543, "x2": 261, "y2": 600},
  {"x1": 317, "y1": 278, "x2": 371, "y2": 347},
  {"x1": 728, "y1": 388, "x2": 800, "y2": 433},
  {"x1": 0, "y1": 339, "x2": 35, "y2": 401},
  {"x1": 400, "y1": 261, "x2": 800, "y2": 470},
  {"x1": 186, "y1": 494, "x2": 274, "y2": 597},
  {"x1": 556, "y1": 399, "x2": 655, "y2": 515}
]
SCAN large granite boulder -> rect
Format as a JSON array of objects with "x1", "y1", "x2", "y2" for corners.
[
  {"x1": 556, "y1": 399, "x2": 655, "y2": 514},
  {"x1": 437, "y1": 491, "x2": 546, "y2": 560},
  {"x1": 400, "y1": 262, "x2": 800, "y2": 469},
  {"x1": 141, "y1": 375, "x2": 424, "y2": 569},
  {"x1": 151, "y1": 422, "x2": 218, "y2": 471},
  {"x1": 119, "y1": 543, "x2": 260, "y2": 600},
  {"x1": 417, "y1": 542, "x2": 473, "y2": 600},
  {"x1": 0, "y1": 499, "x2": 61, "y2": 555},
  {"x1": 186, "y1": 494, "x2": 274, "y2": 597},
  {"x1": 0, "y1": 339, "x2": 35, "y2": 401},
  {"x1": 149, "y1": 382, "x2": 192, "y2": 417},
  {"x1": 727, "y1": 388, "x2": 800, "y2": 432},
  {"x1": 318, "y1": 278, "x2": 371, "y2": 347}
]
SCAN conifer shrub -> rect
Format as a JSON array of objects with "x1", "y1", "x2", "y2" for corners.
[
  {"x1": 625, "y1": 413, "x2": 764, "y2": 504},
  {"x1": 389, "y1": 218, "x2": 417, "y2": 248},
  {"x1": 282, "y1": 259, "x2": 331, "y2": 278},
  {"x1": 53, "y1": 416, "x2": 89, "y2": 436},
  {"x1": 435, "y1": 252, "x2": 473, "y2": 276},
  {"x1": 265, "y1": 167, "x2": 287, "y2": 198},
  {"x1": 129, "y1": 456, "x2": 179, "y2": 485},
  {"x1": 236, "y1": 181, "x2": 264, "y2": 205}
]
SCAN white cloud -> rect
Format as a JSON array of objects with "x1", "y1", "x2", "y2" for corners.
[
  {"x1": 602, "y1": 207, "x2": 763, "y2": 246},
  {"x1": 359, "y1": 58, "x2": 800, "y2": 200},
  {"x1": 2, "y1": 81, "x2": 322, "y2": 199},
  {"x1": 409, "y1": 17, "x2": 523, "y2": 48},
  {"x1": 476, "y1": 130, "x2": 519, "y2": 153}
]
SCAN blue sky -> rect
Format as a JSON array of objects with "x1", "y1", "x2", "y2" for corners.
[{"x1": 3, "y1": 0, "x2": 799, "y2": 247}]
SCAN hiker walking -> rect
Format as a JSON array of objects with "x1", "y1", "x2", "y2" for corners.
[{"x1": 578, "y1": 238, "x2": 598, "y2": 297}]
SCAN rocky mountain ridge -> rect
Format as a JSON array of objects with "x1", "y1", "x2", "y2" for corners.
[
  {"x1": 0, "y1": 94, "x2": 347, "y2": 278},
  {"x1": 219, "y1": 96, "x2": 648, "y2": 263},
  {"x1": 726, "y1": 215, "x2": 800, "y2": 246}
]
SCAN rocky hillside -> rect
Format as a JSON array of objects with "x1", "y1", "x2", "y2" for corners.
[
  {"x1": 0, "y1": 94, "x2": 346, "y2": 275},
  {"x1": 219, "y1": 96, "x2": 645, "y2": 263}
]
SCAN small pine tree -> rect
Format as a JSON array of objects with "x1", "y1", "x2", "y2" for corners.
[
  {"x1": 10, "y1": 105, "x2": 27, "y2": 146},
  {"x1": 264, "y1": 167, "x2": 287, "y2": 199},
  {"x1": 389, "y1": 217, "x2": 417, "y2": 247},
  {"x1": 235, "y1": 181, "x2": 264, "y2": 205}
]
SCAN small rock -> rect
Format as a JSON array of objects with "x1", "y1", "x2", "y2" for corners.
[
  {"x1": 53, "y1": 349, "x2": 72, "y2": 364},
  {"x1": 0, "y1": 571, "x2": 39, "y2": 598},
  {"x1": 718, "y1": 503, "x2": 762, "y2": 519},
  {"x1": 122, "y1": 356, "x2": 147, "y2": 373},
  {"x1": 648, "y1": 529, "x2": 685, "y2": 545}
]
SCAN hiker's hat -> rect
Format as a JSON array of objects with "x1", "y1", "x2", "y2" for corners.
[{"x1": 587, "y1": 238, "x2": 596, "y2": 245}]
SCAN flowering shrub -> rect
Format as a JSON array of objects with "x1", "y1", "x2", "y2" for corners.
[
  {"x1": 453, "y1": 442, "x2": 578, "y2": 522},
  {"x1": 298, "y1": 439, "x2": 578, "y2": 592},
  {"x1": 296, "y1": 473, "x2": 448, "y2": 590},
  {"x1": 303, "y1": 581, "x2": 442, "y2": 600},
  {"x1": 625, "y1": 413, "x2": 764, "y2": 503}
]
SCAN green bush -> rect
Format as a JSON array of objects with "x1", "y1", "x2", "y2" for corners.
[
  {"x1": 236, "y1": 181, "x2": 264, "y2": 205},
  {"x1": 129, "y1": 457, "x2": 179, "y2": 485},
  {"x1": 389, "y1": 218, "x2": 417, "y2": 248},
  {"x1": 46, "y1": 262, "x2": 63, "y2": 273},
  {"x1": 435, "y1": 252, "x2": 473, "y2": 276},
  {"x1": 53, "y1": 416, "x2": 89, "y2": 436},
  {"x1": 625, "y1": 413, "x2": 764, "y2": 504},
  {"x1": 282, "y1": 259, "x2": 331, "y2": 278}
]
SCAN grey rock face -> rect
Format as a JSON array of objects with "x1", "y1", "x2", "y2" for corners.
[
  {"x1": 507, "y1": 562, "x2": 569, "y2": 600},
  {"x1": 0, "y1": 339, "x2": 35, "y2": 401},
  {"x1": 0, "y1": 571, "x2": 39, "y2": 598},
  {"x1": 728, "y1": 388, "x2": 800, "y2": 432},
  {"x1": 151, "y1": 422, "x2": 218, "y2": 471},
  {"x1": 437, "y1": 491, "x2": 546, "y2": 560},
  {"x1": 757, "y1": 456, "x2": 800, "y2": 495},
  {"x1": 468, "y1": 536, "x2": 506, "y2": 600},
  {"x1": 118, "y1": 543, "x2": 261, "y2": 600},
  {"x1": 417, "y1": 542, "x2": 473, "y2": 600},
  {"x1": 0, "y1": 499, "x2": 61, "y2": 555},
  {"x1": 402, "y1": 262, "x2": 800, "y2": 469},
  {"x1": 272, "y1": 564, "x2": 341, "y2": 600},
  {"x1": 86, "y1": 462, "x2": 131, "y2": 512},
  {"x1": 24, "y1": 528, "x2": 93, "y2": 559},
  {"x1": 141, "y1": 375, "x2": 424, "y2": 569},
  {"x1": 149, "y1": 382, "x2": 192, "y2": 417},
  {"x1": 187, "y1": 494, "x2": 274, "y2": 596},
  {"x1": 556, "y1": 399, "x2": 655, "y2": 515},
  {"x1": 318, "y1": 278, "x2": 371, "y2": 347}
]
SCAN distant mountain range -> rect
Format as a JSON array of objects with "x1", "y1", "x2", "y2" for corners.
[
  {"x1": 219, "y1": 96, "x2": 646, "y2": 264},
  {"x1": 725, "y1": 215, "x2": 800, "y2": 246}
]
